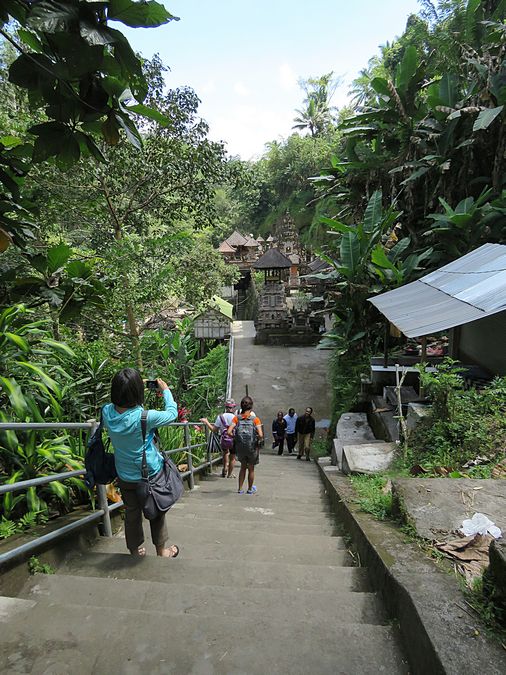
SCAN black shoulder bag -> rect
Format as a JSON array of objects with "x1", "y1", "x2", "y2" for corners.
[
  {"x1": 135, "y1": 410, "x2": 184, "y2": 520},
  {"x1": 84, "y1": 408, "x2": 117, "y2": 489}
]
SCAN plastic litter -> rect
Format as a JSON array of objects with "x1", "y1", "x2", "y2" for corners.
[{"x1": 460, "y1": 512, "x2": 502, "y2": 539}]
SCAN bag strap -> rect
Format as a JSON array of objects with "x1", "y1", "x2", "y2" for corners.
[{"x1": 140, "y1": 410, "x2": 149, "y2": 479}]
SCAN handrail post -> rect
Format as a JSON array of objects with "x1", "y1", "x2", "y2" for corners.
[
  {"x1": 96, "y1": 484, "x2": 112, "y2": 537},
  {"x1": 204, "y1": 425, "x2": 211, "y2": 474},
  {"x1": 185, "y1": 423, "x2": 195, "y2": 490}
]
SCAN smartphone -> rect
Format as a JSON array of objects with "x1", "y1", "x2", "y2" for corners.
[{"x1": 146, "y1": 380, "x2": 158, "y2": 390}]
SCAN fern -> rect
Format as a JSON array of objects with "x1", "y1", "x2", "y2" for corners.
[{"x1": 0, "y1": 517, "x2": 19, "y2": 539}]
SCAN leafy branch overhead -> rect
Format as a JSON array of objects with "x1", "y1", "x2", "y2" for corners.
[{"x1": 0, "y1": 0, "x2": 177, "y2": 250}]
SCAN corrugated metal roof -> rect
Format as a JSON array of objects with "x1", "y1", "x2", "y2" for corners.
[{"x1": 368, "y1": 243, "x2": 506, "y2": 337}]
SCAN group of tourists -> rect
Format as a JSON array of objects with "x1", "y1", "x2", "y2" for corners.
[
  {"x1": 272, "y1": 407, "x2": 316, "y2": 460},
  {"x1": 95, "y1": 367, "x2": 316, "y2": 561},
  {"x1": 200, "y1": 397, "x2": 263, "y2": 495}
]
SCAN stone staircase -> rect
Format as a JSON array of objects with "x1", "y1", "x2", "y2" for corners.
[{"x1": 0, "y1": 455, "x2": 408, "y2": 674}]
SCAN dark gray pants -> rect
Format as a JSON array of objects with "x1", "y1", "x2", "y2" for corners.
[
  {"x1": 286, "y1": 433, "x2": 297, "y2": 453},
  {"x1": 118, "y1": 478, "x2": 168, "y2": 552}
]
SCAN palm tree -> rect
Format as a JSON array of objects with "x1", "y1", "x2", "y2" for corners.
[{"x1": 292, "y1": 72, "x2": 338, "y2": 137}]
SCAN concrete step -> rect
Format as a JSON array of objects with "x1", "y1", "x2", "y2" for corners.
[
  {"x1": 91, "y1": 535, "x2": 352, "y2": 566},
  {"x1": 0, "y1": 597, "x2": 408, "y2": 674},
  {"x1": 169, "y1": 503, "x2": 336, "y2": 526},
  {"x1": 62, "y1": 551, "x2": 371, "y2": 592},
  {"x1": 110, "y1": 521, "x2": 347, "y2": 553},
  {"x1": 154, "y1": 513, "x2": 341, "y2": 536},
  {"x1": 20, "y1": 574, "x2": 388, "y2": 625},
  {"x1": 191, "y1": 490, "x2": 332, "y2": 509}
]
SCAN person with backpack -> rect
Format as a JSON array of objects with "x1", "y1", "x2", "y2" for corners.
[
  {"x1": 102, "y1": 368, "x2": 180, "y2": 558},
  {"x1": 226, "y1": 396, "x2": 263, "y2": 494},
  {"x1": 272, "y1": 410, "x2": 287, "y2": 455},
  {"x1": 200, "y1": 398, "x2": 237, "y2": 478}
]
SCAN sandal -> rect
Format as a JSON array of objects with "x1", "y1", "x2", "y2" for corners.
[
  {"x1": 157, "y1": 544, "x2": 179, "y2": 558},
  {"x1": 131, "y1": 545, "x2": 146, "y2": 557},
  {"x1": 246, "y1": 486, "x2": 257, "y2": 495}
]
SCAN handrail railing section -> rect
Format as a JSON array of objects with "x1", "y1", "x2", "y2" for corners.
[{"x1": 0, "y1": 419, "x2": 220, "y2": 567}]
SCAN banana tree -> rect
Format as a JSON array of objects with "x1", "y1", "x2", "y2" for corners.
[{"x1": 5, "y1": 242, "x2": 106, "y2": 338}]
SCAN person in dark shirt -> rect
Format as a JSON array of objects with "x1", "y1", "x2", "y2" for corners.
[
  {"x1": 272, "y1": 410, "x2": 287, "y2": 455},
  {"x1": 296, "y1": 407, "x2": 315, "y2": 461}
]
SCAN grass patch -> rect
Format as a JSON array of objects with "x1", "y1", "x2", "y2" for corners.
[
  {"x1": 311, "y1": 438, "x2": 328, "y2": 459},
  {"x1": 463, "y1": 576, "x2": 506, "y2": 644},
  {"x1": 349, "y1": 474, "x2": 393, "y2": 520},
  {"x1": 28, "y1": 556, "x2": 55, "y2": 575}
]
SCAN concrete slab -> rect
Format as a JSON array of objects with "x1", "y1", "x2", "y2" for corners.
[
  {"x1": 392, "y1": 478, "x2": 506, "y2": 541},
  {"x1": 342, "y1": 443, "x2": 397, "y2": 475},
  {"x1": 333, "y1": 413, "x2": 377, "y2": 468},
  {"x1": 406, "y1": 402, "x2": 432, "y2": 431}
]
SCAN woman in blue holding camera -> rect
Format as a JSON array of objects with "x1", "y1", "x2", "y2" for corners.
[{"x1": 102, "y1": 368, "x2": 180, "y2": 558}]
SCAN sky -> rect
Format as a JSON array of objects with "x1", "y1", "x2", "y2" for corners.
[{"x1": 122, "y1": 0, "x2": 421, "y2": 160}]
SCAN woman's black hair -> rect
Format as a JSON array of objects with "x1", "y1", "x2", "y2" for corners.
[
  {"x1": 111, "y1": 368, "x2": 144, "y2": 408},
  {"x1": 240, "y1": 395, "x2": 253, "y2": 413}
]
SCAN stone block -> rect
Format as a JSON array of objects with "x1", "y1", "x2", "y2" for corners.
[
  {"x1": 332, "y1": 413, "x2": 377, "y2": 468},
  {"x1": 391, "y1": 478, "x2": 506, "y2": 541},
  {"x1": 406, "y1": 402, "x2": 432, "y2": 431},
  {"x1": 488, "y1": 540, "x2": 506, "y2": 610},
  {"x1": 341, "y1": 442, "x2": 396, "y2": 475}
]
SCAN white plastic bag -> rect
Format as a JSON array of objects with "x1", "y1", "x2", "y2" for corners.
[{"x1": 460, "y1": 512, "x2": 502, "y2": 539}]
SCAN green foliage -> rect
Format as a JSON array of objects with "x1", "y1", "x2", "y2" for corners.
[
  {"x1": 185, "y1": 344, "x2": 228, "y2": 420},
  {"x1": 464, "y1": 575, "x2": 506, "y2": 641},
  {"x1": 350, "y1": 474, "x2": 393, "y2": 520},
  {"x1": 0, "y1": 1, "x2": 177, "y2": 250},
  {"x1": 28, "y1": 555, "x2": 55, "y2": 575},
  {"x1": 407, "y1": 364, "x2": 506, "y2": 471},
  {"x1": 0, "y1": 516, "x2": 18, "y2": 539}
]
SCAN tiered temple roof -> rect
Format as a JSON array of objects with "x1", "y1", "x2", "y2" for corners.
[{"x1": 253, "y1": 248, "x2": 292, "y2": 270}]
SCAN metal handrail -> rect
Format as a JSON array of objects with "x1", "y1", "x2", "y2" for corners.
[
  {"x1": 0, "y1": 339, "x2": 233, "y2": 566},
  {"x1": 0, "y1": 419, "x2": 221, "y2": 567},
  {"x1": 226, "y1": 334, "x2": 234, "y2": 399}
]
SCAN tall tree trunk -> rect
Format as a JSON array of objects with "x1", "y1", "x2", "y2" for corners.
[
  {"x1": 101, "y1": 176, "x2": 143, "y2": 370},
  {"x1": 126, "y1": 299, "x2": 143, "y2": 370}
]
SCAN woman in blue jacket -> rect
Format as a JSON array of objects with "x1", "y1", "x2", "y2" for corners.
[{"x1": 103, "y1": 368, "x2": 179, "y2": 558}]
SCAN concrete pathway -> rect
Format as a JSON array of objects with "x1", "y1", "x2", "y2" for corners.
[
  {"x1": 1, "y1": 458, "x2": 408, "y2": 673},
  {"x1": 0, "y1": 320, "x2": 409, "y2": 672},
  {"x1": 231, "y1": 321, "x2": 332, "y2": 438}
]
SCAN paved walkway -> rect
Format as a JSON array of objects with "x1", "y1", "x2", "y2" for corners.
[
  {"x1": 231, "y1": 321, "x2": 332, "y2": 438},
  {"x1": 2, "y1": 457, "x2": 407, "y2": 673}
]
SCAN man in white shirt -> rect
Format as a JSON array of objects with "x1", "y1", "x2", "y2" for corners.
[{"x1": 283, "y1": 408, "x2": 298, "y2": 454}]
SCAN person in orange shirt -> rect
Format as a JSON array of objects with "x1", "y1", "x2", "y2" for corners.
[{"x1": 227, "y1": 396, "x2": 263, "y2": 494}]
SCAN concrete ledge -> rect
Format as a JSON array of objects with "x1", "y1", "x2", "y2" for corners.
[{"x1": 317, "y1": 462, "x2": 506, "y2": 675}]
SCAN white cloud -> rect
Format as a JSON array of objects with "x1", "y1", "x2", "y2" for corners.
[
  {"x1": 208, "y1": 103, "x2": 295, "y2": 160},
  {"x1": 234, "y1": 81, "x2": 250, "y2": 97},
  {"x1": 278, "y1": 63, "x2": 297, "y2": 91}
]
